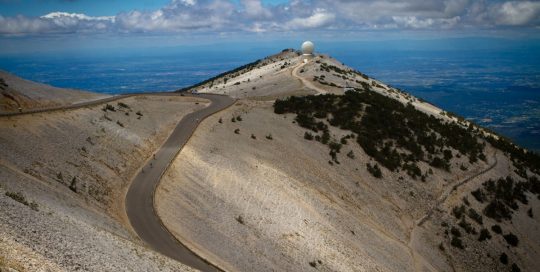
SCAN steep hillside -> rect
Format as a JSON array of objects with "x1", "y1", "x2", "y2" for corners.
[
  {"x1": 0, "y1": 70, "x2": 107, "y2": 113},
  {"x1": 0, "y1": 94, "x2": 207, "y2": 271},
  {"x1": 161, "y1": 51, "x2": 540, "y2": 271},
  {"x1": 1, "y1": 50, "x2": 538, "y2": 272}
]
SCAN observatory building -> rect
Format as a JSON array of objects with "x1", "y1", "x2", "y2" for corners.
[
  {"x1": 301, "y1": 41, "x2": 315, "y2": 55},
  {"x1": 301, "y1": 41, "x2": 315, "y2": 63}
]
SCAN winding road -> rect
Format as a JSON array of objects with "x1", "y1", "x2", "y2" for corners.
[
  {"x1": 2, "y1": 92, "x2": 235, "y2": 271},
  {"x1": 125, "y1": 94, "x2": 234, "y2": 272},
  {"x1": 0, "y1": 92, "x2": 189, "y2": 117}
]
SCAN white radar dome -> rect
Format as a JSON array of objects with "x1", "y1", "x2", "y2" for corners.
[{"x1": 301, "y1": 41, "x2": 314, "y2": 55}]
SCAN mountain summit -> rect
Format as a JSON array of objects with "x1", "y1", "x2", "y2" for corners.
[{"x1": 1, "y1": 50, "x2": 539, "y2": 272}]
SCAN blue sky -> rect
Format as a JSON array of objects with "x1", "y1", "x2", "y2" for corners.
[
  {"x1": 0, "y1": 0, "x2": 290, "y2": 16},
  {"x1": 1, "y1": 0, "x2": 539, "y2": 54}
]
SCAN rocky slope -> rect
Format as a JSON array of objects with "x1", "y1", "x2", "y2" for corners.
[
  {"x1": 157, "y1": 49, "x2": 540, "y2": 271},
  {"x1": 1, "y1": 49, "x2": 538, "y2": 272},
  {"x1": 0, "y1": 91, "x2": 207, "y2": 271},
  {"x1": 0, "y1": 70, "x2": 107, "y2": 113}
]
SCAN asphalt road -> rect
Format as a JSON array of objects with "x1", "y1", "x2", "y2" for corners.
[
  {"x1": 0, "y1": 92, "x2": 194, "y2": 117},
  {"x1": 125, "y1": 94, "x2": 235, "y2": 272}
]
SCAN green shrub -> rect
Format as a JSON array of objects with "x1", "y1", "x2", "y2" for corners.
[
  {"x1": 491, "y1": 224, "x2": 502, "y2": 234},
  {"x1": 117, "y1": 102, "x2": 130, "y2": 109},
  {"x1": 452, "y1": 205, "x2": 466, "y2": 219},
  {"x1": 500, "y1": 253, "x2": 508, "y2": 264},
  {"x1": 266, "y1": 134, "x2": 273, "y2": 140},
  {"x1": 5, "y1": 191, "x2": 38, "y2": 211},
  {"x1": 503, "y1": 233, "x2": 519, "y2": 247},
  {"x1": 478, "y1": 228, "x2": 491, "y2": 241},
  {"x1": 5, "y1": 191, "x2": 27, "y2": 205},
  {"x1": 234, "y1": 129, "x2": 240, "y2": 134},
  {"x1": 69, "y1": 177, "x2": 77, "y2": 193},
  {"x1": 468, "y1": 208, "x2": 483, "y2": 225},
  {"x1": 511, "y1": 263, "x2": 521, "y2": 272},
  {"x1": 484, "y1": 199, "x2": 512, "y2": 222},
  {"x1": 273, "y1": 91, "x2": 485, "y2": 179},
  {"x1": 367, "y1": 163, "x2": 382, "y2": 178},
  {"x1": 347, "y1": 150, "x2": 355, "y2": 159},
  {"x1": 102, "y1": 104, "x2": 115, "y2": 112},
  {"x1": 458, "y1": 218, "x2": 476, "y2": 234},
  {"x1": 304, "y1": 132, "x2": 314, "y2": 140},
  {"x1": 471, "y1": 189, "x2": 485, "y2": 203},
  {"x1": 450, "y1": 237, "x2": 464, "y2": 249},
  {"x1": 450, "y1": 227, "x2": 461, "y2": 237}
]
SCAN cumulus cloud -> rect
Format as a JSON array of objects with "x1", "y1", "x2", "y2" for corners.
[
  {"x1": 0, "y1": 12, "x2": 114, "y2": 34},
  {"x1": 392, "y1": 16, "x2": 461, "y2": 29},
  {"x1": 241, "y1": 0, "x2": 272, "y2": 18},
  {"x1": 0, "y1": 0, "x2": 539, "y2": 35},
  {"x1": 286, "y1": 9, "x2": 335, "y2": 30},
  {"x1": 490, "y1": 1, "x2": 540, "y2": 26}
]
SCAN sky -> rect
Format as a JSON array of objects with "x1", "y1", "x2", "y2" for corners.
[{"x1": 1, "y1": 0, "x2": 540, "y2": 54}]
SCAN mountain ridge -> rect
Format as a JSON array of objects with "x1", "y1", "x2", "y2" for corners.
[{"x1": 0, "y1": 50, "x2": 539, "y2": 272}]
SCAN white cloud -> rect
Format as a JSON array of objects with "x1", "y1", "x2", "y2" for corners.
[
  {"x1": 241, "y1": 0, "x2": 272, "y2": 18},
  {"x1": 0, "y1": 0, "x2": 539, "y2": 36},
  {"x1": 0, "y1": 12, "x2": 114, "y2": 35},
  {"x1": 286, "y1": 9, "x2": 335, "y2": 29},
  {"x1": 392, "y1": 15, "x2": 461, "y2": 29},
  {"x1": 491, "y1": 1, "x2": 540, "y2": 26},
  {"x1": 40, "y1": 12, "x2": 115, "y2": 22}
]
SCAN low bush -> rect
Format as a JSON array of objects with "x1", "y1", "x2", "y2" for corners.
[
  {"x1": 117, "y1": 102, "x2": 130, "y2": 109},
  {"x1": 471, "y1": 189, "x2": 485, "y2": 203},
  {"x1": 468, "y1": 208, "x2": 483, "y2": 225},
  {"x1": 235, "y1": 215, "x2": 245, "y2": 224},
  {"x1": 491, "y1": 224, "x2": 502, "y2": 234},
  {"x1": 367, "y1": 163, "x2": 382, "y2": 178},
  {"x1": 503, "y1": 233, "x2": 519, "y2": 247},
  {"x1": 273, "y1": 91, "x2": 485, "y2": 179},
  {"x1": 304, "y1": 132, "x2": 314, "y2": 141},
  {"x1": 450, "y1": 237, "x2": 464, "y2": 249},
  {"x1": 452, "y1": 205, "x2": 466, "y2": 219},
  {"x1": 102, "y1": 104, "x2": 115, "y2": 112},
  {"x1": 478, "y1": 228, "x2": 491, "y2": 241},
  {"x1": 5, "y1": 191, "x2": 38, "y2": 211},
  {"x1": 500, "y1": 253, "x2": 508, "y2": 264},
  {"x1": 450, "y1": 227, "x2": 461, "y2": 237}
]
